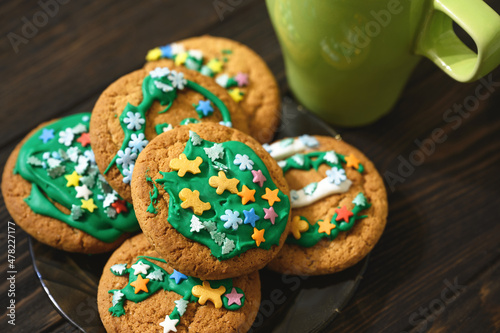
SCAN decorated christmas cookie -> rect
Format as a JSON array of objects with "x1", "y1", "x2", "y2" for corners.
[
  {"x1": 145, "y1": 35, "x2": 281, "y2": 143},
  {"x1": 265, "y1": 135, "x2": 388, "y2": 275},
  {"x1": 90, "y1": 64, "x2": 249, "y2": 203},
  {"x1": 131, "y1": 123, "x2": 291, "y2": 280},
  {"x1": 97, "y1": 233, "x2": 260, "y2": 333},
  {"x1": 1, "y1": 113, "x2": 139, "y2": 254}
]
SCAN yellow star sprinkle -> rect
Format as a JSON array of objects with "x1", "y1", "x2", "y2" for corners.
[
  {"x1": 192, "y1": 281, "x2": 226, "y2": 309},
  {"x1": 228, "y1": 88, "x2": 244, "y2": 103},
  {"x1": 169, "y1": 154, "x2": 202, "y2": 177},
  {"x1": 208, "y1": 171, "x2": 240, "y2": 195},
  {"x1": 345, "y1": 154, "x2": 361, "y2": 169},
  {"x1": 130, "y1": 275, "x2": 149, "y2": 294},
  {"x1": 80, "y1": 198, "x2": 98, "y2": 213},
  {"x1": 207, "y1": 59, "x2": 223, "y2": 73},
  {"x1": 261, "y1": 188, "x2": 281, "y2": 206},
  {"x1": 290, "y1": 216, "x2": 309, "y2": 240},
  {"x1": 317, "y1": 220, "x2": 336, "y2": 235},
  {"x1": 145, "y1": 47, "x2": 161, "y2": 61},
  {"x1": 179, "y1": 188, "x2": 211, "y2": 215},
  {"x1": 175, "y1": 52, "x2": 188, "y2": 66},
  {"x1": 64, "y1": 171, "x2": 81, "y2": 187}
]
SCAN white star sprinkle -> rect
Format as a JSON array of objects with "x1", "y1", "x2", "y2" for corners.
[
  {"x1": 131, "y1": 261, "x2": 150, "y2": 275},
  {"x1": 75, "y1": 184, "x2": 93, "y2": 200},
  {"x1": 159, "y1": 315, "x2": 179, "y2": 333}
]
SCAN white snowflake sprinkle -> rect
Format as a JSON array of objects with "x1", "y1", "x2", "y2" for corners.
[
  {"x1": 326, "y1": 167, "x2": 347, "y2": 185},
  {"x1": 168, "y1": 70, "x2": 187, "y2": 90},
  {"x1": 128, "y1": 133, "x2": 148, "y2": 153},
  {"x1": 233, "y1": 154, "x2": 254, "y2": 171},
  {"x1": 154, "y1": 80, "x2": 174, "y2": 93},
  {"x1": 299, "y1": 134, "x2": 319, "y2": 148},
  {"x1": 122, "y1": 164, "x2": 135, "y2": 184},
  {"x1": 116, "y1": 148, "x2": 137, "y2": 169},
  {"x1": 123, "y1": 112, "x2": 145, "y2": 131},
  {"x1": 221, "y1": 209, "x2": 243, "y2": 230},
  {"x1": 58, "y1": 128, "x2": 74, "y2": 146},
  {"x1": 150, "y1": 67, "x2": 170, "y2": 78}
]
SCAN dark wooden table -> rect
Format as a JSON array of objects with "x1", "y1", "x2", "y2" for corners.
[{"x1": 1, "y1": 1, "x2": 499, "y2": 332}]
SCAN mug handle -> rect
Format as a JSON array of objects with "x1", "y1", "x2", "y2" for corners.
[{"x1": 415, "y1": 0, "x2": 500, "y2": 82}]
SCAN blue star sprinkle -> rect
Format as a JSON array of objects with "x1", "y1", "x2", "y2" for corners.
[
  {"x1": 243, "y1": 208, "x2": 260, "y2": 227},
  {"x1": 39, "y1": 129, "x2": 54, "y2": 143},
  {"x1": 195, "y1": 100, "x2": 214, "y2": 117},
  {"x1": 169, "y1": 269, "x2": 188, "y2": 284}
]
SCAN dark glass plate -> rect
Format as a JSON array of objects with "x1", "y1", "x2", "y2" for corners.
[{"x1": 29, "y1": 97, "x2": 369, "y2": 333}]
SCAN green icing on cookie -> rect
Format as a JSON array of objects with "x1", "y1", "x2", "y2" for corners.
[
  {"x1": 155, "y1": 123, "x2": 173, "y2": 134},
  {"x1": 14, "y1": 113, "x2": 139, "y2": 243},
  {"x1": 155, "y1": 134, "x2": 290, "y2": 260},
  {"x1": 287, "y1": 193, "x2": 371, "y2": 247},
  {"x1": 104, "y1": 68, "x2": 233, "y2": 176},
  {"x1": 145, "y1": 174, "x2": 159, "y2": 214},
  {"x1": 108, "y1": 257, "x2": 245, "y2": 326}
]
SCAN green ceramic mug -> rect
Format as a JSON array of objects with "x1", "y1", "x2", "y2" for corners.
[{"x1": 266, "y1": 0, "x2": 500, "y2": 126}]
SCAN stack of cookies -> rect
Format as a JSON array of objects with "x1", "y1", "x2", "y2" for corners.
[{"x1": 1, "y1": 36, "x2": 388, "y2": 332}]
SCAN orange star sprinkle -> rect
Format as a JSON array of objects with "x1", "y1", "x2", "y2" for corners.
[
  {"x1": 290, "y1": 216, "x2": 309, "y2": 240},
  {"x1": 130, "y1": 274, "x2": 149, "y2": 294},
  {"x1": 76, "y1": 132, "x2": 91, "y2": 147},
  {"x1": 261, "y1": 188, "x2": 281, "y2": 206},
  {"x1": 237, "y1": 185, "x2": 256, "y2": 205},
  {"x1": 251, "y1": 228, "x2": 266, "y2": 247},
  {"x1": 344, "y1": 154, "x2": 361, "y2": 169},
  {"x1": 335, "y1": 206, "x2": 354, "y2": 223},
  {"x1": 317, "y1": 220, "x2": 336, "y2": 235}
]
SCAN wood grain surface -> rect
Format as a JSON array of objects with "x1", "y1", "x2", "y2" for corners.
[{"x1": 1, "y1": 0, "x2": 499, "y2": 332}]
